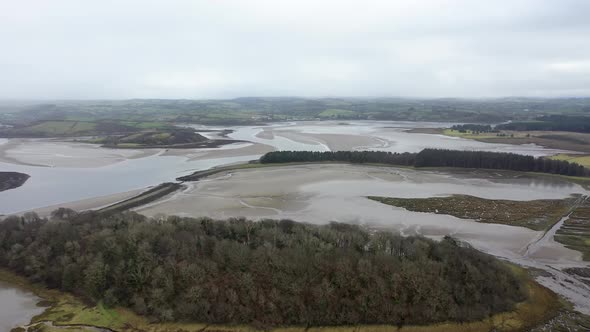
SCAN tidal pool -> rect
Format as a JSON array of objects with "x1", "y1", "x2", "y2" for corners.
[{"x1": 0, "y1": 281, "x2": 45, "y2": 331}]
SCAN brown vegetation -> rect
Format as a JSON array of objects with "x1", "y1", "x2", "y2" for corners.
[
  {"x1": 0, "y1": 171, "x2": 29, "y2": 192},
  {"x1": 367, "y1": 195, "x2": 578, "y2": 231}
]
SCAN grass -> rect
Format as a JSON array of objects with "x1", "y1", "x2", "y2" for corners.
[
  {"x1": 113, "y1": 143, "x2": 141, "y2": 147},
  {"x1": 0, "y1": 265, "x2": 565, "y2": 332},
  {"x1": 119, "y1": 121, "x2": 170, "y2": 129},
  {"x1": 555, "y1": 197, "x2": 590, "y2": 261},
  {"x1": 549, "y1": 154, "x2": 590, "y2": 168},
  {"x1": 368, "y1": 195, "x2": 578, "y2": 231},
  {"x1": 1, "y1": 119, "x2": 175, "y2": 138},
  {"x1": 27, "y1": 121, "x2": 97, "y2": 135},
  {"x1": 441, "y1": 129, "x2": 590, "y2": 154},
  {"x1": 318, "y1": 109, "x2": 356, "y2": 118}
]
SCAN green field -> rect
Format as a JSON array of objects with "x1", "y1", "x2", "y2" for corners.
[
  {"x1": 26, "y1": 121, "x2": 97, "y2": 135},
  {"x1": 550, "y1": 154, "x2": 590, "y2": 168},
  {"x1": 318, "y1": 109, "x2": 356, "y2": 118}
]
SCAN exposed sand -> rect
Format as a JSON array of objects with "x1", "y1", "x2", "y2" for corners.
[
  {"x1": 294, "y1": 133, "x2": 385, "y2": 151},
  {"x1": 255, "y1": 129, "x2": 274, "y2": 140},
  {"x1": 0, "y1": 139, "x2": 158, "y2": 168},
  {"x1": 0, "y1": 139, "x2": 270, "y2": 169},
  {"x1": 162, "y1": 142, "x2": 273, "y2": 161},
  {"x1": 10, "y1": 188, "x2": 146, "y2": 218},
  {"x1": 270, "y1": 130, "x2": 328, "y2": 147}
]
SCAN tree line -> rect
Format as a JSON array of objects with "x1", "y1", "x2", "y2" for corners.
[
  {"x1": 259, "y1": 149, "x2": 590, "y2": 177},
  {"x1": 260, "y1": 150, "x2": 416, "y2": 166},
  {"x1": 0, "y1": 210, "x2": 526, "y2": 327},
  {"x1": 496, "y1": 115, "x2": 590, "y2": 133}
]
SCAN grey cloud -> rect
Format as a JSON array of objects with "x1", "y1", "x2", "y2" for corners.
[{"x1": 0, "y1": 0, "x2": 589, "y2": 99}]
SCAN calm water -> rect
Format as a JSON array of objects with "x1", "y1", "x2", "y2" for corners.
[
  {"x1": 0, "y1": 154, "x2": 257, "y2": 214},
  {"x1": 0, "y1": 281, "x2": 44, "y2": 331}
]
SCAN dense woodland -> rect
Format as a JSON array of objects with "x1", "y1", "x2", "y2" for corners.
[
  {"x1": 260, "y1": 150, "x2": 417, "y2": 166},
  {"x1": 0, "y1": 210, "x2": 526, "y2": 327},
  {"x1": 259, "y1": 149, "x2": 590, "y2": 177},
  {"x1": 497, "y1": 115, "x2": 590, "y2": 133}
]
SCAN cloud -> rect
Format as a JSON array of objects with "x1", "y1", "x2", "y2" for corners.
[{"x1": 0, "y1": 0, "x2": 589, "y2": 98}]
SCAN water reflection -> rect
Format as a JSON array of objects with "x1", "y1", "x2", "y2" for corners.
[
  {"x1": 0, "y1": 154, "x2": 258, "y2": 214},
  {"x1": 0, "y1": 281, "x2": 44, "y2": 331}
]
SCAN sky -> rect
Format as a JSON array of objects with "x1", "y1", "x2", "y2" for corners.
[{"x1": 1, "y1": 0, "x2": 589, "y2": 99}]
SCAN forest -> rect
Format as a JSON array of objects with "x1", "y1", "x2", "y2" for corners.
[
  {"x1": 496, "y1": 115, "x2": 590, "y2": 133},
  {"x1": 259, "y1": 149, "x2": 590, "y2": 177},
  {"x1": 0, "y1": 210, "x2": 526, "y2": 327}
]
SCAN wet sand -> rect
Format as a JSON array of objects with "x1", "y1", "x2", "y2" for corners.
[
  {"x1": 18, "y1": 188, "x2": 146, "y2": 217},
  {"x1": 0, "y1": 139, "x2": 158, "y2": 167},
  {"x1": 291, "y1": 133, "x2": 384, "y2": 151},
  {"x1": 162, "y1": 142, "x2": 273, "y2": 160}
]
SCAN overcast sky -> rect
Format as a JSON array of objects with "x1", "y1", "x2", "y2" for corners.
[{"x1": 1, "y1": 0, "x2": 589, "y2": 99}]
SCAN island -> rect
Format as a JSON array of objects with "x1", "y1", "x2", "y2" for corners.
[{"x1": 0, "y1": 171, "x2": 29, "y2": 192}]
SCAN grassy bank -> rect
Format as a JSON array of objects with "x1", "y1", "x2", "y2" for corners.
[
  {"x1": 550, "y1": 154, "x2": 590, "y2": 168},
  {"x1": 0, "y1": 265, "x2": 567, "y2": 332},
  {"x1": 368, "y1": 195, "x2": 578, "y2": 231},
  {"x1": 439, "y1": 129, "x2": 590, "y2": 154},
  {"x1": 555, "y1": 197, "x2": 590, "y2": 261}
]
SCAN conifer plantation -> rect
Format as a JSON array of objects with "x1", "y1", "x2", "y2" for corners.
[{"x1": 260, "y1": 149, "x2": 590, "y2": 177}]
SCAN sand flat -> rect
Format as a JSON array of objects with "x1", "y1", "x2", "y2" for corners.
[
  {"x1": 0, "y1": 139, "x2": 157, "y2": 167},
  {"x1": 8, "y1": 188, "x2": 146, "y2": 218}
]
